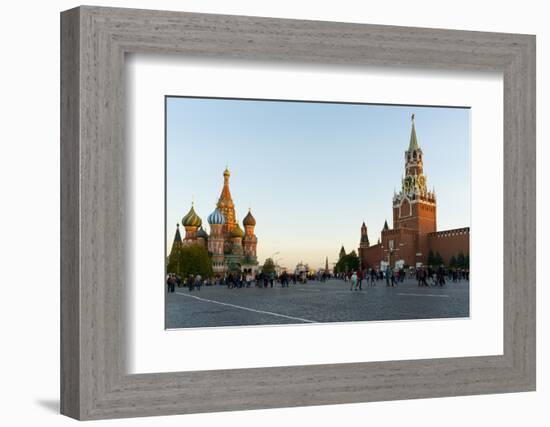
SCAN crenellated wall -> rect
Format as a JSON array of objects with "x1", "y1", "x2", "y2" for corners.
[{"x1": 427, "y1": 227, "x2": 470, "y2": 265}]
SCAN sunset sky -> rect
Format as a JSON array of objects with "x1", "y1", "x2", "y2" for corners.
[{"x1": 166, "y1": 97, "x2": 470, "y2": 270}]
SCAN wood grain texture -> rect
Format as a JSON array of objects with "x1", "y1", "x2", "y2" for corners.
[
  {"x1": 60, "y1": 7, "x2": 80, "y2": 419},
  {"x1": 60, "y1": 6, "x2": 536, "y2": 420}
]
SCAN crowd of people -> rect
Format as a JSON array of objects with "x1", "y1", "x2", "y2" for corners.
[
  {"x1": 166, "y1": 266, "x2": 469, "y2": 293},
  {"x1": 167, "y1": 270, "x2": 305, "y2": 292},
  {"x1": 336, "y1": 265, "x2": 469, "y2": 289}
]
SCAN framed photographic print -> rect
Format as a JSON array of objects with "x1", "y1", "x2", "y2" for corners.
[{"x1": 61, "y1": 5, "x2": 536, "y2": 420}]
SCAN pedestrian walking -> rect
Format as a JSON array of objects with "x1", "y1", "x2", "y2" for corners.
[
  {"x1": 393, "y1": 270, "x2": 399, "y2": 287},
  {"x1": 369, "y1": 269, "x2": 377, "y2": 287},
  {"x1": 437, "y1": 266, "x2": 446, "y2": 287},
  {"x1": 281, "y1": 271, "x2": 289, "y2": 288},
  {"x1": 385, "y1": 266, "x2": 392, "y2": 287},
  {"x1": 357, "y1": 269, "x2": 363, "y2": 290},
  {"x1": 350, "y1": 271, "x2": 358, "y2": 291},
  {"x1": 166, "y1": 274, "x2": 176, "y2": 293}
]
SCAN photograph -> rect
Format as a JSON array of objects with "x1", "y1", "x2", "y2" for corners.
[{"x1": 165, "y1": 97, "x2": 471, "y2": 329}]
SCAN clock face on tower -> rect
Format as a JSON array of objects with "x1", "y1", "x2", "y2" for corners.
[{"x1": 404, "y1": 176, "x2": 412, "y2": 193}]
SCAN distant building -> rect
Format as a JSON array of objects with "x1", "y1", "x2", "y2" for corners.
[
  {"x1": 274, "y1": 264, "x2": 286, "y2": 276},
  {"x1": 295, "y1": 262, "x2": 309, "y2": 276},
  {"x1": 339, "y1": 246, "x2": 346, "y2": 259},
  {"x1": 359, "y1": 115, "x2": 470, "y2": 270},
  {"x1": 169, "y1": 167, "x2": 259, "y2": 276}
]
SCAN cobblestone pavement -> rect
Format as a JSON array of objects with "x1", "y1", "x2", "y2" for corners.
[{"x1": 165, "y1": 278, "x2": 470, "y2": 329}]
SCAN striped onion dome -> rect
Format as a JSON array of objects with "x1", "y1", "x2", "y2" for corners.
[
  {"x1": 182, "y1": 204, "x2": 202, "y2": 227},
  {"x1": 243, "y1": 209, "x2": 256, "y2": 226},
  {"x1": 196, "y1": 226, "x2": 209, "y2": 239},
  {"x1": 230, "y1": 224, "x2": 244, "y2": 238},
  {"x1": 207, "y1": 207, "x2": 226, "y2": 225}
]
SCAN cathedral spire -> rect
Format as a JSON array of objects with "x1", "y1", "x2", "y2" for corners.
[
  {"x1": 220, "y1": 167, "x2": 232, "y2": 201},
  {"x1": 409, "y1": 113, "x2": 419, "y2": 151},
  {"x1": 217, "y1": 167, "x2": 237, "y2": 233}
]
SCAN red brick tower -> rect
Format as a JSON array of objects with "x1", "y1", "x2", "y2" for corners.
[
  {"x1": 391, "y1": 114, "x2": 437, "y2": 263},
  {"x1": 359, "y1": 221, "x2": 370, "y2": 250},
  {"x1": 359, "y1": 114, "x2": 469, "y2": 270}
]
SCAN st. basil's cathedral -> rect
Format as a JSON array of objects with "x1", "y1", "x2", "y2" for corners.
[{"x1": 169, "y1": 167, "x2": 259, "y2": 275}]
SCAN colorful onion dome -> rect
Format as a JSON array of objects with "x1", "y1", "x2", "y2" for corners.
[
  {"x1": 207, "y1": 207, "x2": 226, "y2": 225},
  {"x1": 196, "y1": 226, "x2": 209, "y2": 239},
  {"x1": 230, "y1": 224, "x2": 244, "y2": 238},
  {"x1": 243, "y1": 209, "x2": 256, "y2": 226},
  {"x1": 182, "y1": 204, "x2": 202, "y2": 227}
]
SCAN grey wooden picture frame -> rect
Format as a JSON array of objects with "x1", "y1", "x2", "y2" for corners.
[{"x1": 60, "y1": 5, "x2": 536, "y2": 421}]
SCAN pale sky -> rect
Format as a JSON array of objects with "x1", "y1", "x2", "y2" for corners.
[{"x1": 166, "y1": 97, "x2": 470, "y2": 271}]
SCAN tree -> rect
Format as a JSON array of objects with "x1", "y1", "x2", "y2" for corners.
[
  {"x1": 227, "y1": 261, "x2": 242, "y2": 275},
  {"x1": 434, "y1": 251, "x2": 444, "y2": 266},
  {"x1": 166, "y1": 245, "x2": 182, "y2": 276},
  {"x1": 334, "y1": 251, "x2": 360, "y2": 273},
  {"x1": 427, "y1": 250, "x2": 435, "y2": 266},
  {"x1": 347, "y1": 250, "x2": 360, "y2": 271},
  {"x1": 262, "y1": 258, "x2": 276, "y2": 275},
  {"x1": 457, "y1": 251, "x2": 466, "y2": 268},
  {"x1": 334, "y1": 256, "x2": 346, "y2": 273},
  {"x1": 167, "y1": 243, "x2": 213, "y2": 278},
  {"x1": 464, "y1": 255, "x2": 470, "y2": 268},
  {"x1": 449, "y1": 255, "x2": 457, "y2": 268}
]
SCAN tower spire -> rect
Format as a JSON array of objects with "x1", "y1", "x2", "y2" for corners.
[
  {"x1": 409, "y1": 113, "x2": 419, "y2": 151},
  {"x1": 217, "y1": 167, "x2": 236, "y2": 233},
  {"x1": 339, "y1": 245, "x2": 346, "y2": 259},
  {"x1": 169, "y1": 223, "x2": 183, "y2": 256},
  {"x1": 173, "y1": 223, "x2": 182, "y2": 244},
  {"x1": 218, "y1": 167, "x2": 233, "y2": 203},
  {"x1": 360, "y1": 221, "x2": 370, "y2": 247}
]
